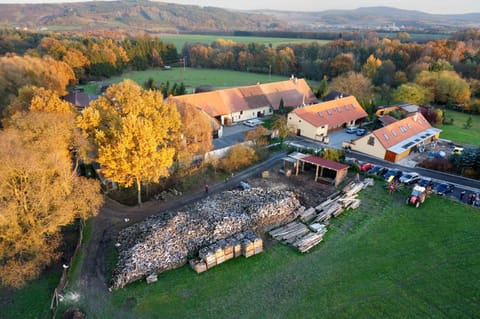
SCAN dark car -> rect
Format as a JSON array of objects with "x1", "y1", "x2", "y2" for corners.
[
  {"x1": 356, "y1": 128, "x2": 367, "y2": 136},
  {"x1": 432, "y1": 183, "x2": 454, "y2": 195},
  {"x1": 375, "y1": 167, "x2": 389, "y2": 176},
  {"x1": 417, "y1": 178, "x2": 434, "y2": 188},
  {"x1": 367, "y1": 165, "x2": 383, "y2": 175},
  {"x1": 383, "y1": 169, "x2": 402, "y2": 181}
]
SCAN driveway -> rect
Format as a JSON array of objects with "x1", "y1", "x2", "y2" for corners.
[{"x1": 213, "y1": 123, "x2": 256, "y2": 150}]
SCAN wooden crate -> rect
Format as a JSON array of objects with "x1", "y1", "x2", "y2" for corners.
[
  {"x1": 233, "y1": 243, "x2": 242, "y2": 258},
  {"x1": 254, "y1": 246, "x2": 263, "y2": 254},
  {"x1": 216, "y1": 255, "x2": 225, "y2": 264},
  {"x1": 224, "y1": 252, "x2": 234, "y2": 261},
  {"x1": 189, "y1": 260, "x2": 207, "y2": 274},
  {"x1": 206, "y1": 260, "x2": 216, "y2": 269}
]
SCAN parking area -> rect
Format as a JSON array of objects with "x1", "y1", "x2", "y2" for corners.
[{"x1": 212, "y1": 122, "x2": 256, "y2": 150}]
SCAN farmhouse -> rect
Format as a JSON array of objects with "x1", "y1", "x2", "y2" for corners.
[
  {"x1": 287, "y1": 96, "x2": 368, "y2": 143},
  {"x1": 169, "y1": 78, "x2": 317, "y2": 126},
  {"x1": 347, "y1": 113, "x2": 442, "y2": 163}
]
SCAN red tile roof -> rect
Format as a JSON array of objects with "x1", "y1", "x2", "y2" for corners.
[
  {"x1": 291, "y1": 96, "x2": 368, "y2": 128},
  {"x1": 169, "y1": 79, "x2": 316, "y2": 117},
  {"x1": 373, "y1": 113, "x2": 432, "y2": 149},
  {"x1": 378, "y1": 115, "x2": 398, "y2": 126},
  {"x1": 300, "y1": 155, "x2": 349, "y2": 171}
]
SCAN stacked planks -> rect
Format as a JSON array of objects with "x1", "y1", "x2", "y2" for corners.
[{"x1": 269, "y1": 179, "x2": 372, "y2": 253}]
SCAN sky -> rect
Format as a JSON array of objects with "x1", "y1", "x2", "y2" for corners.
[{"x1": 0, "y1": 0, "x2": 479, "y2": 15}]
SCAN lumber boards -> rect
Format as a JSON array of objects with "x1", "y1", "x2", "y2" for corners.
[{"x1": 269, "y1": 179, "x2": 368, "y2": 253}]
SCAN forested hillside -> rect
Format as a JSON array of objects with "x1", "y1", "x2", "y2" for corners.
[{"x1": 0, "y1": 0, "x2": 285, "y2": 33}]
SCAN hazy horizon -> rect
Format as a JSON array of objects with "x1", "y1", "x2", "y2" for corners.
[{"x1": 0, "y1": 0, "x2": 479, "y2": 15}]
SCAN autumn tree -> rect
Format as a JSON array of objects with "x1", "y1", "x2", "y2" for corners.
[
  {"x1": 329, "y1": 72, "x2": 374, "y2": 112},
  {"x1": 0, "y1": 93, "x2": 102, "y2": 288},
  {"x1": 174, "y1": 102, "x2": 213, "y2": 173},
  {"x1": 392, "y1": 83, "x2": 427, "y2": 105},
  {"x1": 271, "y1": 115, "x2": 290, "y2": 144},
  {"x1": 0, "y1": 55, "x2": 75, "y2": 116},
  {"x1": 244, "y1": 125, "x2": 269, "y2": 146},
  {"x1": 77, "y1": 80, "x2": 181, "y2": 205},
  {"x1": 361, "y1": 54, "x2": 382, "y2": 79}
]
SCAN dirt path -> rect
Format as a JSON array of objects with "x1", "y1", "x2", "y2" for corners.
[{"x1": 76, "y1": 152, "x2": 288, "y2": 304}]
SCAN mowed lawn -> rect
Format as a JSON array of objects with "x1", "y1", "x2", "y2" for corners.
[
  {"x1": 96, "y1": 183, "x2": 480, "y2": 319},
  {"x1": 437, "y1": 110, "x2": 480, "y2": 145},
  {"x1": 158, "y1": 34, "x2": 330, "y2": 51},
  {"x1": 104, "y1": 68, "x2": 294, "y2": 93}
]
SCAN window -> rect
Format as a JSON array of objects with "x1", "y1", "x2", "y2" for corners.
[
  {"x1": 240, "y1": 110, "x2": 243, "y2": 115},
  {"x1": 317, "y1": 111, "x2": 323, "y2": 118},
  {"x1": 391, "y1": 130, "x2": 397, "y2": 137},
  {"x1": 383, "y1": 133, "x2": 390, "y2": 140},
  {"x1": 407, "y1": 123, "x2": 412, "y2": 129},
  {"x1": 326, "y1": 110, "x2": 332, "y2": 115},
  {"x1": 400, "y1": 126, "x2": 407, "y2": 133},
  {"x1": 368, "y1": 136, "x2": 375, "y2": 145},
  {"x1": 344, "y1": 105, "x2": 350, "y2": 111},
  {"x1": 299, "y1": 120, "x2": 301, "y2": 123}
]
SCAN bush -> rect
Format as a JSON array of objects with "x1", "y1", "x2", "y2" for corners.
[{"x1": 219, "y1": 144, "x2": 258, "y2": 173}]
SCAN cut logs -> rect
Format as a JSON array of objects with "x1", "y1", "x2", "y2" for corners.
[{"x1": 111, "y1": 187, "x2": 300, "y2": 289}]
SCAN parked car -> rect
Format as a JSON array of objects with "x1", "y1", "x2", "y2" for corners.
[
  {"x1": 345, "y1": 126, "x2": 358, "y2": 134},
  {"x1": 417, "y1": 178, "x2": 434, "y2": 188},
  {"x1": 243, "y1": 119, "x2": 264, "y2": 127},
  {"x1": 399, "y1": 172, "x2": 421, "y2": 185},
  {"x1": 367, "y1": 165, "x2": 383, "y2": 175},
  {"x1": 432, "y1": 183, "x2": 455, "y2": 195},
  {"x1": 356, "y1": 128, "x2": 367, "y2": 136},
  {"x1": 375, "y1": 167, "x2": 389, "y2": 176},
  {"x1": 359, "y1": 162, "x2": 374, "y2": 171},
  {"x1": 383, "y1": 169, "x2": 402, "y2": 181}
]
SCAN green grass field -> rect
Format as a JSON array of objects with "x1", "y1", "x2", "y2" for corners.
[
  {"x1": 0, "y1": 272, "x2": 60, "y2": 319},
  {"x1": 97, "y1": 68, "x2": 305, "y2": 94},
  {"x1": 437, "y1": 110, "x2": 480, "y2": 145},
  {"x1": 158, "y1": 34, "x2": 330, "y2": 51},
  {"x1": 58, "y1": 182, "x2": 479, "y2": 319}
]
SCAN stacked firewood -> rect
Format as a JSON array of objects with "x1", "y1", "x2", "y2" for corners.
[{"x1": 111, "y1": 188, "x2": 300, "y2": 289}]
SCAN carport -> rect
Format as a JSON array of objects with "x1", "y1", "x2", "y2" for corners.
[{"x1": 296, "y1": 155, "x2": 349, "y2": 186}]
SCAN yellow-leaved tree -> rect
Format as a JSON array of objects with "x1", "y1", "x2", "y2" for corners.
[
  {"x1": 174, "y1": 101, "x2": 214, "y2": 173},
  {"x1": 0, "y1": 89, "x2": 103, "y2": 288},
  {"x1": 77, "y1": 79, "x2": 181, "y2": 205}
]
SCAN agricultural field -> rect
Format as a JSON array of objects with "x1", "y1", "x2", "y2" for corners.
[
  {"x1": 54, "y1": 179, "x2": 480, "y2": 319},
  {"x1": 89, "y1": 68, "x2": 313, "y2": 94},
  {"x1": 157, "y1": 34, "x2": 330, "y2": 51},
  {"x1": 437, "y1": 110, "x2": 480, "y2": 145}
]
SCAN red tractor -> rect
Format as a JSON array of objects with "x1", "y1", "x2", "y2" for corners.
[{"x1": 407, "y1": 185, "x2": 427, "y2": 208}]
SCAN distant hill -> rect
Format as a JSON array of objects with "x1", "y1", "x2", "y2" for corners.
[
  {"x1": 0, "y1": 1, "x2": 478, "y2": 34},
  {"x1": 259, "y1": 7, "x2": 480, "y2": 31},
  {"x1": 0, "y1": 0, "x2": 286, "y2": 34}
]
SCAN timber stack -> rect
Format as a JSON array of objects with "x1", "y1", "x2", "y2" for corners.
[
  {"x1": 111, "y1": 187, "x2": 300, "y2": 289},
  {"x1": 269, "y1": 180, "x2": 372, "y2": 253}
]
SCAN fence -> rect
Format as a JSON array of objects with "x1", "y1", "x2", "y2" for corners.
[{"x1": 50, "y1": 220, "x2": 85, "y2": 319}]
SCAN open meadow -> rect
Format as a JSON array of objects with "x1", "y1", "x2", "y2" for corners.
[
  {"x1": 86, "y1": 68, "x2": 312, "y2": 94},
  {"x1": 438, "y1": 110, "x2": 480, "y2": 145},
  {"x1": 53, "y1": 181, "x2": 480, "y2": 319},
  {"x1": 157, "y1": 34, "x2": 330, "y2": 51}
]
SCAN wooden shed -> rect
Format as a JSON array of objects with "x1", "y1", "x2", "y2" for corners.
[{"x1": 295, "y1": 155, "x2": 349, "y2": 186}]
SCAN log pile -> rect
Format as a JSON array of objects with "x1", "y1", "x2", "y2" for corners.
[
  {"x1": 111, "y1": 188, "x2": 300, "y2": 289},
  {"x1": 269, "y1": 180, "x2": 370, "y2": 253}
]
